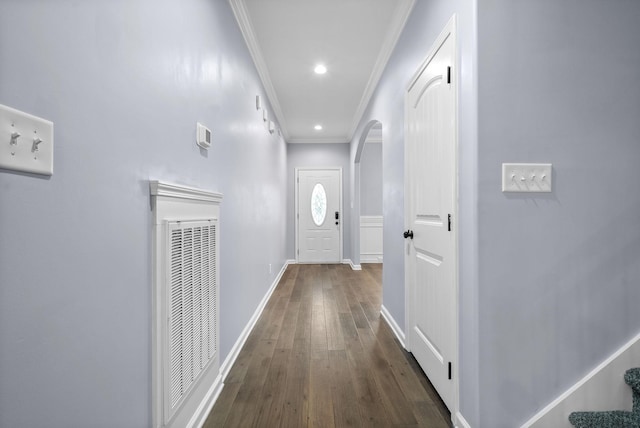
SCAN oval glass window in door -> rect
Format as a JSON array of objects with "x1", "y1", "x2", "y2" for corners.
[{"x1": 311, "y1": 183, "x2": 327, "y2": 226}]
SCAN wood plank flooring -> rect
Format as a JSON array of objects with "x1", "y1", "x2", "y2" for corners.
[{"x1": 204, "y1": 264, "x2": 451, "y2": 428}]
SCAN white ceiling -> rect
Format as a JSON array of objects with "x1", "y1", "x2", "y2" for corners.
[{"x1": 230, "y1": 0, "x2": 415, "y2": 143}]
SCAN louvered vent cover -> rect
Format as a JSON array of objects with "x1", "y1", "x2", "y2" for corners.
[{"x1": 167, "y1": 220, "x2": 218, "y2": 410}]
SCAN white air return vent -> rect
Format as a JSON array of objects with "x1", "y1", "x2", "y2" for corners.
[
  {"x1": 167, "y1": 220, "x2": 218, "y2": 409},
  {"x1": 150, "y1": 181, "x2": 223, "y2": 428}
]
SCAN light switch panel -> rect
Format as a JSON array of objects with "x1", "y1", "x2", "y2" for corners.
[
  {"x1": 502, "y1": 163, "x2": 552, "y2": 192},
  {"x1": 0, "y1": 103, "x2": 53, "y2": 176}
]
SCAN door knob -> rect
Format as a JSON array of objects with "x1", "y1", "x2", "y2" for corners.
[{"x1": 403, "y1": 230, "x2": 414, "y2": 239}]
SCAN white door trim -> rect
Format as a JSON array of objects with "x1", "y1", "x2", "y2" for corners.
[
  {"x1": 404, "y1": 14, "x2": 459, "y2": 420},
  {"x1": 295, "y1": 167, "x2": 343, "y2": 263}
]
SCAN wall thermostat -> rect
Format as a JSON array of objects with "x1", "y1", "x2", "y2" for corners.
[{"x1": 196, "y1": 122, "x2": 211, "y2": 149}]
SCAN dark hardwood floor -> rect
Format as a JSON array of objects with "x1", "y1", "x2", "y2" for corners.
[{"x1": 204, "y1": 263, "x2": 451, "y2": 427}]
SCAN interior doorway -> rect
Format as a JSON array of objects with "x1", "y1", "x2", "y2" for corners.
[
  {"x1": 404, "y1": 16, "x2": 458, "y2": 414},
  {"x1": 354, "y1": 120, "x2": 384, "y2": 268},
  {"x1": 358, "y1": 123, "x2": 383, "y2": 264}
]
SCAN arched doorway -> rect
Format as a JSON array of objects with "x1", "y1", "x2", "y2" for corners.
[{"x1": 354, "y1": 120, "x2": 383, "y2": 266}]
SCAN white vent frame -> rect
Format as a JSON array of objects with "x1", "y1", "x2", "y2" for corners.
[{"x1": 150, "y1": 181, "x2": 223, "y2": 428}]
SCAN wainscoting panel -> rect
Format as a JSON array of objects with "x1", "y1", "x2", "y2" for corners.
[{"x1": 360, "y1": 215, "x2": 383, "y2": 263}]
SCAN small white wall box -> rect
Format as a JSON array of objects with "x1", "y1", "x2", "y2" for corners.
[
  {"x1": 256, "y1": 95, "x2": 262, "y2": 110},
  {"x1": 269, "y1": 121, "x2": 275, "y2": 134},
  {"x1": 196, "y1": 122, "x2": 211, "y2": 149}
]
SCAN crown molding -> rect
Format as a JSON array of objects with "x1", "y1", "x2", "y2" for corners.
[
  {"x1": 229, "y1": 0, "x2": 291, "y2": 141},
  {"x1": 365, "y1": 136, "x2": 382, "y2": 144},
  {"x1": 287, "y1": 137, "x2": 349, "y2": 144},
  {"x1": 347, "y1": 0, "x2": 416, "y2": 141},
  {"x1": 364, "y1": 124, "x2": 383, "y2": 143}
]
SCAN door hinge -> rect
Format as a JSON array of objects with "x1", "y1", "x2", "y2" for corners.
[
  {"x1": 448, "y1": 362, "x2": 452, "y2": 380},
  {"x1": 448, "y1": 214, "x2": 452, "y2": 232},
  {"x1": 446, "y1": 66, "x2": 451, "y2": 84}
]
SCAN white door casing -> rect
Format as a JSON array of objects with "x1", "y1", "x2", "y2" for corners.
[
  {"x1": 405, "y1": 16, "x2": 458, "y2": 414},
  {"x1": 296, "y1": 168, "x2": 342, "y2": 263}
]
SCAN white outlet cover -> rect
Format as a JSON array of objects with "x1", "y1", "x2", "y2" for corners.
[
  {"x1": 0, "y1": 104, "x2": 53, "y2": 176},
  {"x1": 502, "y1": 163, "x2": 552, "y2": 193}
]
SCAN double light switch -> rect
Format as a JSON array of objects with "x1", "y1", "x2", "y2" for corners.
[{"x1": 0, "y1": 103, "x2": 53, "y2": 176}]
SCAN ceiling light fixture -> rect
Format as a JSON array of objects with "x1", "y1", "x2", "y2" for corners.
[
  {"x1": 314, "y1": 64, "x2": 327, "y2": 75},
  {"x1": 314, "y1": 125, "x2": 323, "y2": 131}
]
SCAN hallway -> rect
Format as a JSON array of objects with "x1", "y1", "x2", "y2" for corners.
[{"x1": 204, "y1": 264, "x2": 450, "y2": 427}]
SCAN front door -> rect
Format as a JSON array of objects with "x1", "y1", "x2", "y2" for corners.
[
  {"x1": 297, "y1": 168, "x2": 341, "y2": 263},
  {"x1": 405, "y1": 18, "x2": 457, "y2": 411}
]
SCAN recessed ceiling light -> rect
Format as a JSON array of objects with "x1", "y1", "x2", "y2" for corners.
[
  {"x1": 314, "y1": 64, "x2": 327, "y2": 75},
  {"x1": 314, "y1": 125, "x2": 323, "y2": 131}
]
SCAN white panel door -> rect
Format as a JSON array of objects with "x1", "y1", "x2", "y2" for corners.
[
  {"x1": 297, "y1": 169, "x2": 341, "y2": 263},
  {"x1": 405, "y1": 20, "x2": 457, "y2": 412}
]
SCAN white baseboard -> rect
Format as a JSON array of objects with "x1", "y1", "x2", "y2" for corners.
[
  {"x1": 194, "y1": 260, "x2": 292, "y2": 427},
  {"x1": 454, "y1": 412, "x2": 472, "y2": 428},
  {"x1": 521, "y1": 330, "x2": 640, "y2": 428},
  {"x1": 380, "y1": 304, "x2": 406, "y2": 349},
  {"x1": 187, "y1": 373, "x2": 224, "y2": 428},
  {"x1": 343, "y1": 259, "x2": 362, "y2": 271},
  {"x1": 218, "y1": 260, "x2": 291, "y2": 381}
]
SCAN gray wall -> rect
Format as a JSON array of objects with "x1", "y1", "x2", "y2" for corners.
[
  {"x1": 360, "y1": 143, "x2": 383, "y2": 216},
  {"x1": 286, "y1": 143, "x2": 351, "y2": 261},
  {"x1": 352, "y1": 0, "x2": 640, "y2": 426},
  {"x1": 0, "y1": 1, "x2": 287, "y2": 427},
  {"x1": 477, "y1": 1, "x2": 640, "y2": 426},
  {"x1": 350, "y1": 0, "x2": 479, "y2": 424}
]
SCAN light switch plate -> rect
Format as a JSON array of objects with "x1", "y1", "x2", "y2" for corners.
[
  {"x1": 502, "y1": 163, "x2": 552, "y2": 192},
  {"x1": 0, "y1": 104, "x2": 53, "y2": 176}
]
